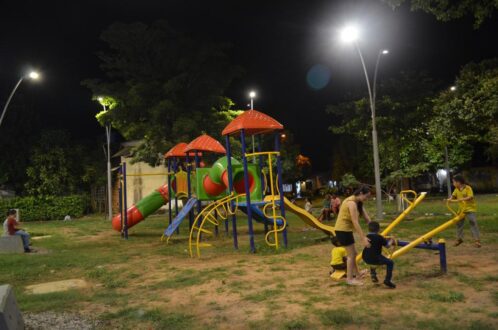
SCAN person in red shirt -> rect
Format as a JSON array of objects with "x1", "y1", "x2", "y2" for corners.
[{"x1": 6, "y1": 209, "x2": 32, "y2": 252}]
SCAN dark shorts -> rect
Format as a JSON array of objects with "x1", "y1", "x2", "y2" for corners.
[
  {"x1": 335, "y1": 230, "x2": 354, "y2": 246},
  {"x1": 332, "y1": 263, "x2": 347, "y2": 270}
]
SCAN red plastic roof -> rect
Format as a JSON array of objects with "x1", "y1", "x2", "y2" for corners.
[
  {"x1": 184, "y1": 134, "x2": 226, "y2": 154},
  {"x1": 222, "y1": 109, "x2": 284, "y2": 136},
  {"x1": 164, "y1": 142, "x2": 200, "y2": 158}
]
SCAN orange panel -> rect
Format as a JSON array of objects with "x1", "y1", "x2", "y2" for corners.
[{"x1": 222, "y1": 109, "x2": 284, "y2": 136}]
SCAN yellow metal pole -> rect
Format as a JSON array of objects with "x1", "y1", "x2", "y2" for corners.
[
  {"x1": 390, "y1": 212, "x2": 464, "y2": 259},
  {"x1": 355, "y1": 191, "x2": 427, "y2": 264},
  {"x1": 382, "y1": 191, "x2": 427, "y2": 234},
  {"x1": 267, "y1": 153, "x2": 279, "y2": 249}
]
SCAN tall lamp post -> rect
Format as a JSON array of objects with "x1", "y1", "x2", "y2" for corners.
[
  {"x1": 0, "y1": 71, "x2": 40, "y2": 129},
  {"x1": 443, "y1": 86, "x2": 457, "y2": 198},
  {"x1": 249, "y1": 91, "x2": 256, "y2": 161},
  {"x1": 97, "y1": 97, "x2": 113, "y2": 221},
  {"x1": 339, "y1": 25, "x2": 388, "y2": 220}
]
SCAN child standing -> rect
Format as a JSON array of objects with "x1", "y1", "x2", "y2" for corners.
[
  {"x1": 362, "y1": 221, "x2": 396, "y2": 288},
  {"x1": 447, "y1": 174, "x2": 481, "y2": 248}
]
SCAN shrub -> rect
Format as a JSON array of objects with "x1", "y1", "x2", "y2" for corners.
[{"x1": 0, "y1": 194, "x2": 89, "y2": 221}]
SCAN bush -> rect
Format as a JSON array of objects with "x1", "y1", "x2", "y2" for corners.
[{"x1": 0, "y1": 194, "x2": 89, "y2": 221}]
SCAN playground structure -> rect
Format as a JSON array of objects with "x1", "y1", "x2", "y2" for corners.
[
  {"x1": 331, "y1": 191, "x2": 466, "y2": 280},
  {"x1": 111, "y1": 109, "x2": 466, "y2": 274}
]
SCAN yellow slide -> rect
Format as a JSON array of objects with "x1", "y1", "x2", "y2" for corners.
[{"x1": 264, "y1": 196, "x2": 335, "y2": 236}]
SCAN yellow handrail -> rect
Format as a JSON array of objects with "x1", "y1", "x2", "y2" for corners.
[
  {"x1": 189, "y1": 193, "x2": 244, "y2": 257},
  {"x1": 245, "y1": 151, "x2": 280, "y2": 158}
]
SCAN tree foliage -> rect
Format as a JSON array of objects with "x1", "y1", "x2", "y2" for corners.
[
  {"x1": 429, "y1": 58, "x2": 498, "y2": 166},
  {"x1": 83, "y1": 21, "x2": 242, "y2": 164},
  {"x1": 327, "y1": 71, "x2": 440, "y2": 181},
  {"x1": 384, "y1": 0, "x2": 498, "y2": 28},
  {"x1": 24, "y1": 130, "x2": 105, "y2": 196}
]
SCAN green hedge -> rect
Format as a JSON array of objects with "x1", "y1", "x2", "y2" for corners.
[{"x1": 0, "y1": 195, "x2": 89, "y2": 221}]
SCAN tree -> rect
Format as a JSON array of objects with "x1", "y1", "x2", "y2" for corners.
[
  {"x1": 24, "y1": 130, "x2": 104, "y2": 196},
  {"x1": 0, "y1": 93, "x2": 42, "y2": 192},
  {"x1": 429, "y1": 58, "x2": 498, "y2": 167},
  {"x1": 327, "y1": 71, "x2": 441, "y2": 185},
  {"x1": 384, "y1": 0, "x2": 498, "y2": 28},
  {"x1": 83, "y1": 21, "x2": 242, "y2": 165}
]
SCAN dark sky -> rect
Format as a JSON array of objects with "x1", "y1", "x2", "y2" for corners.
[{"x1": 1, "y1": 0, "x2": 497, "y2": 171}]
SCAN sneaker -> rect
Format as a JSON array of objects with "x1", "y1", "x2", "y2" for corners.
[
  {"x1": 347, "y1": 279, "x2": 364, "y2": 286},
  {"x1": 383, "y1": 280, "x2": 396, "y2": 289},
  {"x1": 475, "y1": 240, "x2": 482, "y2": 248},
  {"x1": 24, "y1": 248, "x2": 32, "y2": 253},
  {"x1": 454, "y1": 239, "x2": 463, "y2": 247},
  {"x1": 371, "y1": 274, "x2": 379, "y2": 283}
]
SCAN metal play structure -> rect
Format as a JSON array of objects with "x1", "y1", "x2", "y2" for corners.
[{"x1": 331, "y1": 191, "x2": 466, "y2": 280}]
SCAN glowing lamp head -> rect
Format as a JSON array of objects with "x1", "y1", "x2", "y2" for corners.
[
  {"x1": 249, "y1": 91, "x2": 256, "y2": 99},
  {"x1": 28, "y1": 71, "x2": 40, "y2": 80},
  {"x1": 97, "y1": 97, "x2": 104, "y2": 102},
  {"x1": 450, "y1": 86, "x2": 457, "y2": 92},
  {"x1": 340, "y1": 25, "x2": 359, "y2": 43},
  {"x1": 382, "y1": 49, "x2": 389, "y2": 55}
]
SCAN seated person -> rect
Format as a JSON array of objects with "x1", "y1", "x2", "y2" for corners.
[
  {"x1": 330, "y1": 245, "x2": 347, "y2": 274},
  {"x1": 318, "y1": 194, "x2": 331, "y2": 221},
  {"x1": 5, "y1": 209, "x2": 32, "y2": 253},
  {"x1": 304, "y1": 198, "x2": 313, "y2": 214},
  {"x1": 330, "y1": 194, "x2": 341, "y2": 217},
  {"x1": 362, "y1": 221, "x2": 396, "y2": 288}
]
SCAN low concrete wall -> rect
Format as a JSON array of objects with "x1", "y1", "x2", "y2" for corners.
[
  {"x1": 0, "y1": 284, "x2": 24, "y2": 330},
  {"x1": 0, "y1": 236, "x2": 24, "y2": 254}
]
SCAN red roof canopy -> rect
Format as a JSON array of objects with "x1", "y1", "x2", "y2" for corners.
[
  {"x1": 184, "y1": 134, "x2": 226, "y2": 154},
  {"x1": 164, "y1": 142, "x2": 200, "y2": 158},
  {"x1": 222, "y1": 109, "x2": 284, "y2": 136}
]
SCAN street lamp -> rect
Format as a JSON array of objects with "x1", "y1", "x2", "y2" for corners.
[
  {"x1": 249, "y1": 91, "x2": 256, "y2": 109},
  {"x1": 248, "y1": 91, "x2": 257, "y2": 161},
  {"x1": 0, "y1": 71, "x2": 40, "y2": 129},
  {"x1": 339, "y1": 25, "x2": 388, "y2": 220},
  {"x1": 97, "y1": 96, "x2": 113, "y2": 222},
  {"x1": 442, "y1": 85, "x2": 458, "y2": 198}
]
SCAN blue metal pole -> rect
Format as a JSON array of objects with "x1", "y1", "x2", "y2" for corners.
[
  {"x1": 225, "y1": 135, "x2": 238, "y2": 247},
  {"x1": 173, "y1": 157, "x2": 180, "y2": 235},
  {"x1": 439, "y1": 239, "x2": 447, "y2": 274},
  {"x1": 257, "y1": 135, "x2": 268, "y2": 234},
  {"x1": 167, "y1": 158, "x2": 172, "y2": 227},
  {"x1": 186, "y1": 154, "x2": 193, "y2": 230},
  {"x1": 118, "y1": 165, "x2": 123, "y2": 236},
  {"x1": 122, "y1": 162, "x2": 128, "y2": 240},
  {"x1": 241, "y1": 130, "x2": 256, "y2": 253},
  {"x1": 275, "y1": 133, "x2": 287, "y2": 248},
  {"x1": 195, "y1": 151, "x2": 202, "y2": 215}
]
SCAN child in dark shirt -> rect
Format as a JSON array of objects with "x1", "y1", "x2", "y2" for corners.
[{"x1": 362, "y1": 221, "x2": 396, "y2": 288}]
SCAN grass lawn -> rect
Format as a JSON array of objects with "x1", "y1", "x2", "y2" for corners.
[{"x1": 1, "y1": 194, "x2": 497, "y2": 329}]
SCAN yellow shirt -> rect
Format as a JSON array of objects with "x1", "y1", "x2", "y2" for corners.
[
  {"x1": 330, "y1": 247, "x2": 347, "y2": 265},
  {"x1": 334, "y1": 196, "x2": 357, "y2": 232},
  {"x1": 452, "y1": 185, "x2": 477, "y2": 213}
]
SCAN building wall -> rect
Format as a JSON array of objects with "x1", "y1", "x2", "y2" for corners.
[{"x1": 120, "y1": 157, "x2": 169, "y2": 209}]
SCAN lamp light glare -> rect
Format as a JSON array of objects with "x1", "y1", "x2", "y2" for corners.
[
  {"x1": 28, "y1": 71, "x2": 40, "y2": 80},
  {"x1": 249, "y1": 91, "x2": 256, "y2": 98},
  {"x1": 382, "y1": 49, "x2": 389, "y2": 54},
  {"x1": 340, "y1": 25, "x2": 359, "y2": 43},
  {"x1": 450, "y1": 86, "x2": 457, "y2": 91}
]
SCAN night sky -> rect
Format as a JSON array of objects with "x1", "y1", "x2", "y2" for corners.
[{"x1": 1, "y1": 0, "x2": 497, "y2": 171}]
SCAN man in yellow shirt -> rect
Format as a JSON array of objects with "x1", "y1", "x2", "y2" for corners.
[{"x1": 447, "y1": 174, "x2": 481, "y2": 248}]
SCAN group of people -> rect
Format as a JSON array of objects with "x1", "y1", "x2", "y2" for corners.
[
  {"x1": 304, "y1": 193, "x2": 341, "y2": 222},
  {"x1": 2, "y1": 209, "x2": 32, "y2": 253},
  {"x1": 328, "y1": 174, "x2": 481, "y2": 287}
]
